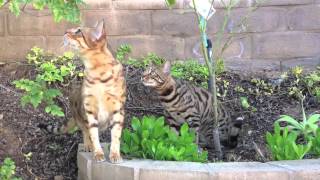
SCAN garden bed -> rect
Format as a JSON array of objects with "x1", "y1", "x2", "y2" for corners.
[{"x1": 0, "y1": 62, "x2": 319, "y2": 179}]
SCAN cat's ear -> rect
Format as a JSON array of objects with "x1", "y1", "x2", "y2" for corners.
[
  {"x1": 92, "y1": 19, "x2": 106, "y2": 40},
  {"x1": 162, "y1": 61, "x2": 171, "y2": 75}
]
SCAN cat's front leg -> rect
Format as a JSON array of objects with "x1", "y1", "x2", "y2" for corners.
[
  {"x1": 86, "y1": 115, "x2": 105, "y2": 162},
  {"x1": 82, "y1": 130, "x2": 93, "y2": 152},
  {"x1": 109, "y1": 111, "x2": 124, "y2": 164}
]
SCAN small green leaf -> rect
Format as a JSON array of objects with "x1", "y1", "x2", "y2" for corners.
[
  {"x1": 9, "y1": 1, "x2": 20, "y2": 16},
  {"x1": 180, "y1": 123, "x2": 189, "y2": 137},
  {"x1": 240, "y1": 96, "x2": 250, "y2": 109},
  {"x1": 307, "y1": 114, "x2": 320, "y2": 124},
  {"x1": 131, "y1": 117, "x2": 141, "y2": 131},
  {"x1": 165, "y1": 0, "x2": 176, "y2": 7},
  {"x1": 33, "y1": 0, "x2": 46, "y2": 10}
]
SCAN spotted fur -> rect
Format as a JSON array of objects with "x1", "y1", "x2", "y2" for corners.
[
  {"x1": 42, "y1": 20, "x2": 126, "y2": 163},
  {"x1": 142, "y1": 61, "x2": 243, "y2": 149}
]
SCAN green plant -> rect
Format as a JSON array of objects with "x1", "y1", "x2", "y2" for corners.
[
  {"x1": 215, "y1": 58, "x2": 225, "y2": 75},
  {"x1": 285, "y1": 66, "x2": 320, "y2": 102},
  {"x1": 250, "y1": 78, "x2": 274, "y2": 96},
  {"x1": 276, "y1": 113, "x2": 320, "y2": 139},
  {"x1": 171, "y1": 60, "x2": 209, "y2": 87},
  {"x1": 13, "y1": 47, "x2": 81, "y2": 117},
  {"x1": 304, "y1": 71, "x2": 320, "y2": 101},
  {"x1": 240, "y1": 96, "x2": 257, "y2": 112},
  {"x1": 165, "y1": 0, "x2": 176, "y2": 7},
  {"x1": 0, "y1": 158, "x2": 21, "y2": 180},
  {"x1": 266, "y1": 123, "x2": 312, "y2": 161},
  {"x1": 116, "y1": 44, "x2": 132, "y2": 62},
  {"x1": 117, "y1": 48, "x2": 165, "y2": 68},
  {"x1": 0, "y1": 0, "x2": 84, "y2": 23},
  {"x1": 121, "y1": 116, "x2": 208, "y2": 162},
  {"x1": 310, "y1": 128, "x2": 320, "y2": 157},
  {"x1": 292, "y1": 66, "x2": 304, "y2": 79},
  {"x1": 234, "y1": 85, "x2": 244, "y2": 93},
  {"x1": 217, "y1": 79, "x2": 229, "y2": 98}
]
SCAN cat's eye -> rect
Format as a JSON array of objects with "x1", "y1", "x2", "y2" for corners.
[{"x1": 75, "y1": 29, "x2": 81, "y2": 34}]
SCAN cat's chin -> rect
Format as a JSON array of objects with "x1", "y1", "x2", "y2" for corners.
[
  {"x1": 142, "y1": 81, "x2": 157, "y2": 87},
  {"x1": 63, "y1": 36, "x2": 80, "y2": 50}
]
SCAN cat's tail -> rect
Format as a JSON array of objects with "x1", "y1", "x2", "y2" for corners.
[{"x1": 38, "y1": 118, "x2": 77, "y2": 134}]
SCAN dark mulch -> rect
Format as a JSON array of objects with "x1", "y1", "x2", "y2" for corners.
[{"x1": 0, "y1": 63, "x2": 318, "y2": 180}]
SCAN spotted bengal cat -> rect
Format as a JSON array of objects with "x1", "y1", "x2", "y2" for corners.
[
  {"x1": 142, "y1": 61, "x2": 243, "y2": 149},
  {"x1": 42, "y1": 20, "x2": 126, "y2": 163}
]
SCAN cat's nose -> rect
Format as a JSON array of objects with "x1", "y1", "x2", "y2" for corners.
[{"x1": 141, "y1": 76, "x2": 147, "y2": 81}]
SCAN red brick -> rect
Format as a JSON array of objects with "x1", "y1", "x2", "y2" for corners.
[
  {"x1": 0, "y1": 36, "x2": 46, "y2": 61},
  {"x1": 257, "y1": 0, "x2": 313, "y2": 6},
  {"x1": 113, "y1": 0, "x2": 184, "y2": 10},
  {"x1": 7, "y1": 11, "x2": 74, "y2": 36},
  {"x1": 82, "y1": 0, "x2": 112, "y2": 9},
  {"x1": 288, "y1": 5, "x2": 320, "y2": 31},
  {"x1": 108, "y1": 35, "x2": 185, "y2": 60},
  {"x1": 210, "y1": 0, "x2": 255, "y2": 9},
  {"x1": 230, "y1": 7, "x2": 287, "y2": 33},
  {"x1": 0, "y1": 11, "x2": 5, "y2": 36},
  {"x1": 152, "y1": 10, "x2": 199, "y2": 36},
  {"x1": 184, "y1": 35, "x2": 251, "y2": 61},
  {"x1": 81, "y1": 11, "x2": 151, "y2": 36},
  {"x1": 281, "y1": 58, "x2": 320, "y2": 72},
  {"x1": 225, "y1": 59, "x2": 281, "y2": 73},
  {"x1": 252, "y1": 32, "x2": 320, "y2": 59}
]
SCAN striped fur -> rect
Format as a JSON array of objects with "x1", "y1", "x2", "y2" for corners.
[
  {"x1": 142, "y1": 61, "x2": 243, "y2": 149},
  {"x1": 42, "y1": 20, "x2": 126, "y2": 163}
]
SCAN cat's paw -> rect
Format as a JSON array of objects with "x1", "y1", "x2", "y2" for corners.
[
  {"x1": 109, "y1": 151, "x2": 123, "y2": 164},
  {"x1": 93, "y1": 150, "x2": 106, "y2": 162},
  {"x1": 84, "y1": 144, "x2": 93, "y2": 152}
]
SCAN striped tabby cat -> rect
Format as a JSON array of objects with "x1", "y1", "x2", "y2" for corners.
[
  {"x1": 46, "y1": 20, "x2": 126, "y2": 163},
  {"x1": 142, "y1": 61, "x2": 243, "y2": 149}
]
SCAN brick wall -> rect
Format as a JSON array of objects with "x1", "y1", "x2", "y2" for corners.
[{"x1": 1, "y1": 0, "x2": 320, "y2": 72}]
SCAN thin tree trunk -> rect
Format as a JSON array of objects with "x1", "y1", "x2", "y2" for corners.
[
  {"x1": 192, "y1": 0, "x2": 223, "y2": 160},
  {"x1": 200, "y1": 35, "x2": 222, "y2": 160}
]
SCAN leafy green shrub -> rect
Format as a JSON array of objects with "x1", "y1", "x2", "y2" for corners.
[
  {"x1": 310, "y1": 128, "x2": 320, "y2": 157},
  {"x1": 286, "y1": 66, "x2": 320, "y2": 102},
  {"x1": 121, "y1": 116, "x2": 208, "y2": 162},
  {"x1": 13, "y1": 47, "x2": 81, "y2": 117},
  {"x1": 171, "y1": 60, "x2": 209, "y2": 87},
  {"x1": 266, "y1": 123, "x2": 312, "y2": 161},
  {"x1": 115, "y1": 44, "x2": 165, "y2": 68},
  {"x1": 116, "y1": 44, "x2": 132, "y2": 62},
  {"x1": 0, "y1": 158, "x2": 21, "y2": 180},
  {"x1": 215, "y1": 58, "x2": 225, "y2": 75},
  {"x1": 275, "y1": 114, "x2": 320, "y2": 139},
  {"x1": 126, "y1": 53, "x2": 165, "y2": 68},
  {"x1": 0, "y1": 0, "x2": 84, "y2": 23},
  {"x1": 304, "y1": 71, "x2": 320, "y2": 102}
]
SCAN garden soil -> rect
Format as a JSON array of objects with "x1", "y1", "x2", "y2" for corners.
[{"x1": 0, "y1": 63, "x2": 318, "y2": 180}]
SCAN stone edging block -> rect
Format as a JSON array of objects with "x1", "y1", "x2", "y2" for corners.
[{"x1": 77, "y1": 144, "x2": 320, "y2": 180}]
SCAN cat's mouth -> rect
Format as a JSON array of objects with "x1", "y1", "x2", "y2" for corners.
[
  {"x1": 141, "y1": 77, "x2": 158, "y2": 87},
  {"x1": 63, "y1": 34, "x2": 79, "y2": 50}
]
